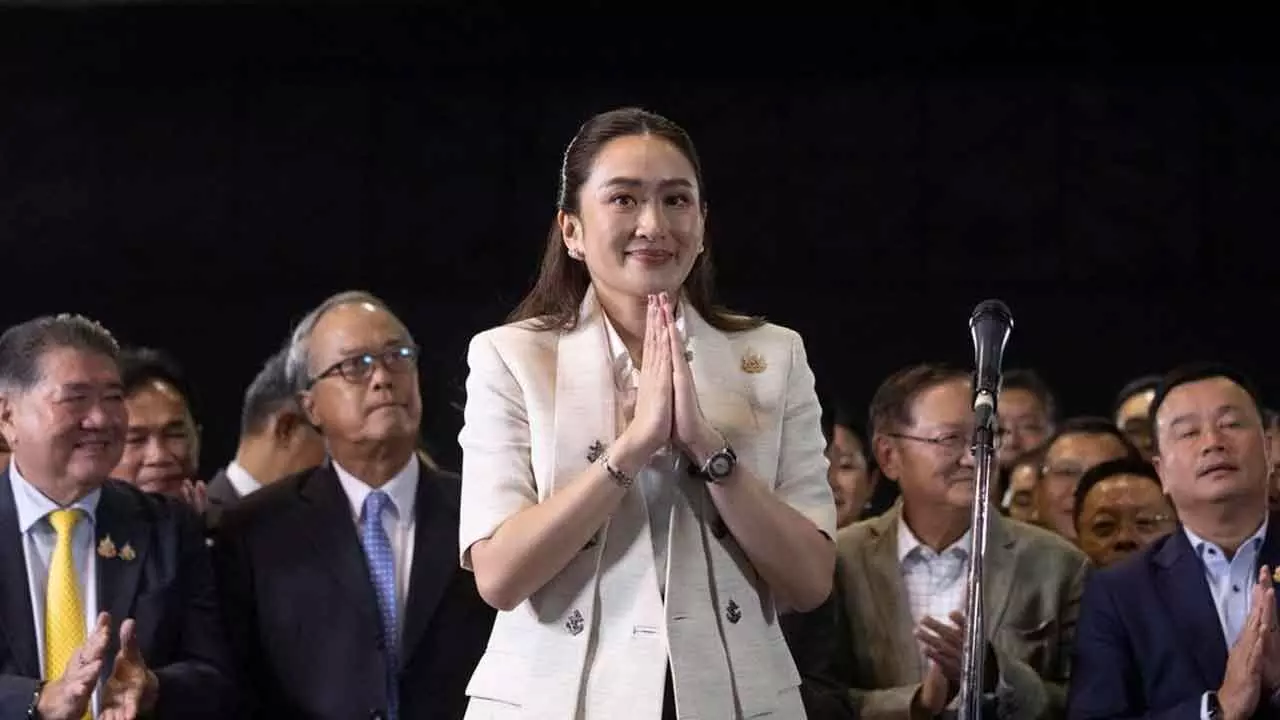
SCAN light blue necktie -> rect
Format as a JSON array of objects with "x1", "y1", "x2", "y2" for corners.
[{"x1": 360, "y1": 490, "x2": 400, "y2": 720}]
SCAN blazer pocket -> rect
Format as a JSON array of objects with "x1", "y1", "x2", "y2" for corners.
[
  {"x1": 1007, "y1": 617, "x2": 1056, "y2": 643},
  {"x1": 1001, "y1": 618, "x2": 1058, "y2": 671},
  {"x1": 465, "y1": 651, "x2": 526, "y2": 708}
]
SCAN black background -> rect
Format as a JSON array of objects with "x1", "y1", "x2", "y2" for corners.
[{"x1": 2, "y1": 7, "x2": 1276, "y2": 474}]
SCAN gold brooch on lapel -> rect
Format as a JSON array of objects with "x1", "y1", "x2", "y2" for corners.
[
  {"x1": 1272, "y1": 566, "x2": 1280, "y2": 584},
  {"x1": 97, "y1": 536, "x2": 117, "y2": 559},
  {"x1": 119, "y1": 543, "x2": 136, "y2": 562},
  {"x1": 740, "y1": 350, "x2": 766, "y2": 374}
]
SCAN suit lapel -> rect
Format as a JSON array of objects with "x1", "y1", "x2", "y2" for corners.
[
  {"x1": 0, "y1": 470, "x2": 38, "y2": 675},
  {"x1": 552, "y1": 288, "x2": 617, "y2": 494},
  {"x1": 94, "y1": 482, "x2": 151, "y2": 667},
  {"x1": 682, "y1": 307, "x2": 757, "y2": 445},
  {"x1": 1154, "y1": 530, "x2": 1228, "y2": 687},
  {"x1": 298, "y1": 465, "x2": 381, "y2": 629},
  {"x1": 862, "y1": 507, "x2": 920, "y2": 684},
  {"x1": 979, "y1": 515, "x2": 1019, "y2": 632},
  {"x1": 399, "y1": 463, "x2": 458, "y2": 668}
]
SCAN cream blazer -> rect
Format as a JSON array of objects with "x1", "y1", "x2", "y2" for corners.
[{"x1": 458, "y1": 288, "x2": 835, "y2": 720}]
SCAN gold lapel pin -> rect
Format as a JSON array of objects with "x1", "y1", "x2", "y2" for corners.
[
  {"x1": 740, "y1": 350, "x2": 766, "y2": 374},
  {"x1": 1272, "y1": 566, "x2": 1280, "y2": 584},
  {"x1": 97, "y1": 536, "x2": 117, "y2": 559},
  {"x1": 119, "y1": 543, "x2": 136, "y2": 562}
]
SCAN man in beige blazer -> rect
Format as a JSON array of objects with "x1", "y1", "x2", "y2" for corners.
[{"x1": 786, "y1": 363, "x2": 1088, "y2": 720}]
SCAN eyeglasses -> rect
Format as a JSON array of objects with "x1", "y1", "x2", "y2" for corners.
[
  {"x1": 1087, "y1": 512, "x2": 1175, "y2": 539},
  {"x1": 1042, "y1": 464, "x2": 1088, "y2": 481},
  {"x1": 309, "y1": 345, "x2": 420, "y2": 388},
  {"x1": 886, "y1": 430, "x2": 1003, "y2": 454}
]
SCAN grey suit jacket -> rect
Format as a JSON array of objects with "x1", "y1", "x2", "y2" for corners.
[
  {"x1": 203, "y1": 469, "x2": 240, "y2": 536},
  {"x1": 828, "y1": 503, "x2": 1088, "y2": 720}
]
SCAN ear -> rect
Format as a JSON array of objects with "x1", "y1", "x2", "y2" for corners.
[
  {"x1": 558, "y1": 209, "x2": 585, "y2": 258},
  {"x1": 299, "y1": 390, "x2": 320, "y2": 431},
  {"x1": 872, "y1": 433, "x2": 901, "y2": 482},
  {"x1": 0, "y1": 394, "x2": 16, "y2": 451},
  {"x1": 273, "y1": 410, "x2": 302, "y2": 444}
]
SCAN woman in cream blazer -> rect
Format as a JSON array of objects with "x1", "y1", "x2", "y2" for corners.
[{"x1": 458, "y1": 107, "x2": 836, "y2": 719}]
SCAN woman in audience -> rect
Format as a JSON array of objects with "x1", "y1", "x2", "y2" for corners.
[
  {"x1": 824, "y1": 403, "x2": 896, "y2": 527},
  {"x1": 457, "y1": 107, "x2": 835, "y2": 719}
]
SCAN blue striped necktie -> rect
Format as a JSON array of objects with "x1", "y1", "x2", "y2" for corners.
[{"x1": 360, "y1": 490, "x2": 399, "y2": 720}]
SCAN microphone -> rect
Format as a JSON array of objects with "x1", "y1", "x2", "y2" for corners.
[{"x1": 969, "y1": 299, "x2": 1013, "y2": 429}]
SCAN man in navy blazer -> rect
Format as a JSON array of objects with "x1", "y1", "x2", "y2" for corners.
[
  {"x1": 214, "y1": 291, "x2": 493, "y2": 720},
  {"x1": 1069, "y1": 363, "x2": 1280, "y2": 720},
  {"x1": 0, "y1": 314, "x2": 235, "y2": 719}
]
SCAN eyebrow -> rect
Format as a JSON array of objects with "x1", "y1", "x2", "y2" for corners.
[
  {"x1": 335, "y1": 339, "x2": 404, "y2": 357},
  {"x1": 1168, "y1": 405, "x2": 1245, "y2": 427},
  {"x1": 58, "y1": 382, "x2": 122, "y2": 394},
  {"x1": 600, "y1": 177, "x2": 694, "y2": 191}
]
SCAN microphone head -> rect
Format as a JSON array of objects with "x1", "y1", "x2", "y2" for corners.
[
  {"x1": 970, "y1": 299, "x2": 1014, "y2": 398},
  {"x1": 969, "y1": 299, "x2": 1014, "y2": 331}
]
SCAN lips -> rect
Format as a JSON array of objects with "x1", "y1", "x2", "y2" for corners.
[
  {"x1": 625, "y1": 249, "x2": 674, "y2": 263},
  {"x1": 1198, "y1": 461, "x2": 1240, "y2": 478},
  {"x1": 367, "y1": 401, "x2": 406, "y2": 413}
]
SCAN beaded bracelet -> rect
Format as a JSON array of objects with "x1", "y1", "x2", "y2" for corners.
[{"x1": 599, "y1": 453, "x2": 635, "y2": 490}]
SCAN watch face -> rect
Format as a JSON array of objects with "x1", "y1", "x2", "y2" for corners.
[{"x1": 709, "y1": 454, "x2": 733, "y2": 477}]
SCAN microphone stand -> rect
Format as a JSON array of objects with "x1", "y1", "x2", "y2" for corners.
[{"x1": 957, "y1": 392, "x2": 999, "y2": 720}]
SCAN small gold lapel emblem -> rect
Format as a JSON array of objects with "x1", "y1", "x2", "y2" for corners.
[
  {"x1": 97, "y1": 536, "x2": 117, "y2": 559},
  {"x1": 119, "y1": 543, "x2": 136, "y2": 562},
  {"x1": 740, "y1": 351, "x2": 766, "y2": 374}
]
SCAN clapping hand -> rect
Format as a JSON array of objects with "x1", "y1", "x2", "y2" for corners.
[
  {"x1": 179, "y1": 478, "x2": 208, "y2": 515},
  {"x1": 36, "y1": 613, "x2": 110, "y2": 720},
  {"x1": 100, "y1": 618, "x2": 159, "y2": 720}
]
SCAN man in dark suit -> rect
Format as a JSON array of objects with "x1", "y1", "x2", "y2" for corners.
[
  {"x1": 215, "y1": 291, "x2": 494, "y2": 720},
  {"x1": 1069, "y1": 363, "x2": 1280, "y2": 720},
  {"x1": 204, "y1": 347, "x2": 325, "y2": 534},
  {"x1": 0, "y1": 314, "x2": 235, "y2": 719}
]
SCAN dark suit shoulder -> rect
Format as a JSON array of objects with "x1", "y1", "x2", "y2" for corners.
[
  {"x1": 215, "y1": 464, "x2": 315, "y2": 533},
  {"x1": 101, "y1": 479, "x2": 200, "y2": 526},
  {"x1": 1090, "y1": 529, "x2": 1177, "y2": 587}
]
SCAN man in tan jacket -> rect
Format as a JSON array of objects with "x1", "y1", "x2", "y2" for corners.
[{"x1": 786, "y1": 363, "x2": 1088, "y2": 719}]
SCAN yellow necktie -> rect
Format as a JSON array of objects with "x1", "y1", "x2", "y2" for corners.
[{"x1": 45, "y1": 509, "x2": 85, "y2": 684}]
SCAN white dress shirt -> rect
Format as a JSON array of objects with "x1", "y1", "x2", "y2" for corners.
[
  {"x1": 602, "y1": 310, "x2": 687, "y2": 598},
  {"x1": 9, "y1": 460, "x2": 101, "y2": 717},
  {"x1": 223, "y1": 460, "x2": 262, "y2": 498},
  {"x1": 1185, "y1": 517, "x2": 1270, "y2": 720},
  {"x1": 898, "y1": 518, "x2": 971, "y2": 674},
  {"x1": 333, "y1": 456, "x2": 418, "y2": 640}
]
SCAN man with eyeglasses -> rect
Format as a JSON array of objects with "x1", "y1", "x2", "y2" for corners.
[
  {"x1": 1071, "y1": 457, "x2": 1176, "y2": 568},
  {"x1": 213, "y1": 291, "x2": 494, "y2": 720},
  {"x1": 785, "y1": 363, "x2": 1087, "y2": 719},
  {"x1": 1036, "y1": 418, "x2": 1142, "y2": 543}
]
